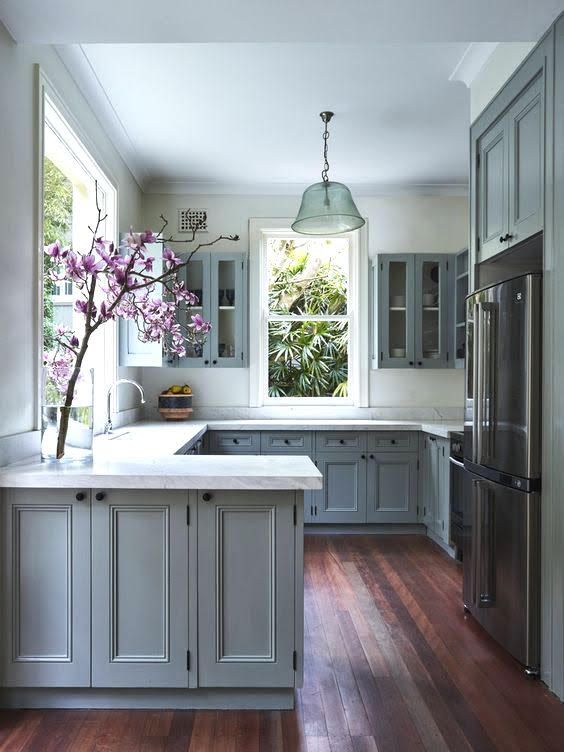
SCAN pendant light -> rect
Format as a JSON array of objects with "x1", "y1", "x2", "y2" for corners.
[{"x1": 292, "y1": 111, "x2": 365, "y2": 236}]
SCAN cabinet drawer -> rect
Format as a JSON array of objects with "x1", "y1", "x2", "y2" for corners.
[
  {"x1": 315, "y1": 432, "x2": 366, "y2": 451},
  {"x1": 261, "y1": 431, "x2": 312, "y2": 454},
  {"x1": 367, "y1": 432, "x2": 417, "y2": 451},
  {"x1": 209, "y1": 431, "x2": 260, "y2": 454}
]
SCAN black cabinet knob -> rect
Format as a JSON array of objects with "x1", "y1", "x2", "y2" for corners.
[
  {"x1": 284, "y1": 439, "x2": 290, "y2": 445},
  {"x1": 204, "y1": 359, "x2": 209, "y2": 365},
  {"x1": 499, "y1": 235, "x2": 505, "y2": 243},
  {"x1": 233, "y1": 438, "x2": 239, "y2": 444},
  {"x1": 369, "y1": 454, "x2": 374, "y2": 459},
  {"x1": 75, "y1": 492, "x2": 85, "y2": 501},
  {"x1": 212, "y1": 360, "x2": 218, "y2": 365},
  {"x1": 409, "y1": 361, "x2": 414, "y2": 366},
  {"x1": 339, "y1": 439, "x2": 345, "y2": 445},
  {"x1": 361, "y1": 454, "x2": 366, "y2": 459},
  {"x1": 391, "y1": 439, "x2": 396, "y2": 445},
  {"x1": 95, "y1": 492, "x2": 105, "y2": 501},
  {"x1": 202, "y1": 492, "x2": 213, "y2": 502},
  {"x1": 418, "y1": 361, "x2": 423, "y2": 366}
]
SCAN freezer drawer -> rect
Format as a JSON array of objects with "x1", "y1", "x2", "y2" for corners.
[{"x1": 463, "y1": 472, "x2": 540, "y2": 672}]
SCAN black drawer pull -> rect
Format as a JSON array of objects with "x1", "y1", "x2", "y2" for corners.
[
  {"x1": 391, "y1": 439, "x2": 396, "y2": 445},
  {"x1": 339, "y1": 439, "x2": 345, "y2": 445},
  {"x1": 75, "y1": 492, "x2": 85, "y2": 501},
  {"x1": 369, "y1": 454, "x2": 374, "y2": 459},
  {"x1": 233, "y1": 438, "x2": 239, "y2": 444},
  {"x1": 202, "y1": 492, "x2": 213, "y2": 502},
  {"x1": 361, "y1": 454, "x2": 366, "y2": 459},
  {"x1": 95, "y1": 492, "x2": 105, "y2": 501},
  {"x1": 284, "y1": 439, "x2": 290, "y2": 445}
]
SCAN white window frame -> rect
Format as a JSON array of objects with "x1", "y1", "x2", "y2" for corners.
[
  {"x1": 249, "y1": 218, "x2": 369, "y2": 407},
  {"x1": 38, "y1": 71, "x2": 118, "y2": 433}
]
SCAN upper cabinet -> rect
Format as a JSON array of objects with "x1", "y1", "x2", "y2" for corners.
[
  {"x1": 119, "y1": 249, "x2": 248, "y2": 368},
  {"x1": 453, "y1": 249, "x2": 469, "y2": 369},
  {"x1": 472, "y1": 57, "x2": 545, "y2": 266},
  {"x1": 374, "y1": 253, "x2": 452, "y2": 368}
]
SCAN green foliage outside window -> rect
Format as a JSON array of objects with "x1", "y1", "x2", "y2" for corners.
[
  {"x1": 43, "y1": 157, "x2": 73, "y2": 350},
  {"x1": 267, "y1": 240, "x2": 349, "y2": 398}
]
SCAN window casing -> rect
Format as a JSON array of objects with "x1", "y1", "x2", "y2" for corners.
[{"x1": 250, "y1": 222, "x2": 366, "y2": 407}]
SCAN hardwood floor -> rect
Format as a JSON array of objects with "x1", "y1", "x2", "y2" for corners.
[{"x1": 1, "y1": 534, "x2": 563, "y2": 751}]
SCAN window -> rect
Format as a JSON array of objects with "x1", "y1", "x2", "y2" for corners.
[
  {"x1": 250, "y1": 222, "x2": 366, "y2": 406},
  {"x1": 42, "y1": 91, "x2": 117, "y2": 432}
]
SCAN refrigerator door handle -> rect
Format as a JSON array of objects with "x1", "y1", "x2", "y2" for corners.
[{"x1": 472, "y1": 303, "x2": 482, "y2": 464}]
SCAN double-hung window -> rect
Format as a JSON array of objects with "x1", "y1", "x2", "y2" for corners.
[{"x1": 251, "y1": 222, "x2": 364, "y2": 406}]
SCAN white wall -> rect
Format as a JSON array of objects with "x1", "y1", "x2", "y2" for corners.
[
  {"x1": 0, "y1": 23, "x2": 143, "y2": 444},
  {"x1": 470, "y1": 42, "x2": 535, "y2": 121},
  {"x1": 141, "y1": 192, "x2": 467, "y2": 414}
]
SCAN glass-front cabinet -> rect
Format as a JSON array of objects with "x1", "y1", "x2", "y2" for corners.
[
  {"x1": 120, "y1": 249, "x2": 247, "y2": 368},
  {"x1": 375, "y1": 253, "x2": 452, "y2": 369}
]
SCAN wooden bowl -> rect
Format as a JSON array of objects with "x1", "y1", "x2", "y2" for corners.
[{"x1": 158, "y1": 394, "x2": 193, "y2": 421}]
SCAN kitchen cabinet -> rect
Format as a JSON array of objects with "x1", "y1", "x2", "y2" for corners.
[
  {"x1": 0, "y1": 488, "x2": 91, "y2": 687},
  {"x1": 419, "y1": 434, "x2": 450, "y2": 544},
  {"x1": 375, "y1": 254, "x2": 452, "y2": 368},
  {"x1": 119, "y1": 250, "x2": 248, "y2": 368},
  {"x1": 474, "y1": 72, "x2": 544, "y2": 264},
  {"x1": 454, "y1": 248, "x2": 469, "y2": 368},
  {"x1": 312, "y1": 452, "x2": 368, "y2": 523},
  {"x1": 366, "y1": 452, "x2": 418, "y2": 523},
  {"x1": 197, "y1": 490, "x2": 298, "y2": 687},
  {"x1": 91, "y1": 489, "x2": 192, "y2": 687}
]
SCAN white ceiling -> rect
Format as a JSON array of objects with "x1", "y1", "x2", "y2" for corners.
[
  {"x1": 68, "y1": 42, "x2": 471, "y2": 192},
  {"x1": 3, "y1": 1, "x2": 562, "y2": 193},
  {"x1": 1, "y1": 0, "x2": 563, "y2": 43}
]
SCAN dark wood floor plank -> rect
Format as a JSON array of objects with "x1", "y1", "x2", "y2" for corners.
[{"x1": 2, "y1": 534, "x2": 564, "y2": 752}]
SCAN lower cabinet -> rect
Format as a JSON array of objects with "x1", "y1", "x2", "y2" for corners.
[
  {"x1": 0, "y1": 488, "x2": 91, "y2": 687},
  {"x1": 419, "y1": 434, "x2": 450, "y2": 544},
  {"x1": 367, "y1": 453, "x2": 418, "y2": 523},
  {"x1": 312, "y1": 453, "x2": 368, "y2": 523},
  {"x1": 197, "y1": 490, "x2": 297, "y2": 687},
  {"x1": 91, "y1": 489, "x2": 192, "y2": 687}
]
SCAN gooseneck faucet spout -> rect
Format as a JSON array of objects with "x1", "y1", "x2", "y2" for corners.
[{"x1": 105, "y1": 379, "x2": 146, "y2": 434}]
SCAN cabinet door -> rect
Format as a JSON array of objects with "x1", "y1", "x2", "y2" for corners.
[
  {"x1": 478, "y1": 119, "x2": 510, "y2": 261},
  {"x1": 210, "y1": 252, "x2": 247, "y2": 368},
  {"x1": 508, "y1": 74, "x2": 544, "y2": 246},
  {"x1": 367, "y1": 453, "x2": 418, "y2": 523},
  {"x1": 414, "y1": 255, "x2": 450, "y2": 368},
  {"x1": 176, "y1": 253, "x2": 212, "y2": 368},
  {"x1": 313, "y1": 453, "x2": 367, "y2": 523},
  {"x1": 420, "y1": 436, "x2": 436, "y2": 527},
  {"x1": 92, "y1": 490, "x2": 190, "y2": 687},
  {"x1": 0, "y1": 489, "x2": 90, "y2": 687},
  {"x1": 198, "y1": 490, "x2": 296, "y2": 687},
  {"x1": 434, "y1": 438, "x2": 451, "y2": 542},
  {"x1": 119, "y1": 242, "x2": 164, "y2": 366},
  {"x1": 377, "y1": 255, "x2": 416, "y2": 368}
]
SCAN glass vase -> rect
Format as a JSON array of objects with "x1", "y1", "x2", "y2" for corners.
[{"x1": 41, "y1": 367, "x2": 94, "y2": 463}]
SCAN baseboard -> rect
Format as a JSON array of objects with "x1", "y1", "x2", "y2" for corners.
[
  {"x1": 0, "y1": 687, "x2": 295, "y2": 710},
  {"x1": 425, "y1": 527, "x2": 457, "y2": 558},
  {"x1": 305, "y1": 523, "x2": 427, "y2": 535}
]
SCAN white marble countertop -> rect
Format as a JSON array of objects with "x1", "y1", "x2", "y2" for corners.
[
  {"x1": 204, "y1": 419, "x2": 463, "y2": 436},
  {"x1": 0, "y1": 454, "x2": 322, "y2": 491}
]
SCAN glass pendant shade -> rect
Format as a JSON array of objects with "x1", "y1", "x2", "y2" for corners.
[{"x1": 292, "y1": 180, "x2": 365, "y2": 235}]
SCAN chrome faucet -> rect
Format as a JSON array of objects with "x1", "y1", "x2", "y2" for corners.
[{"x1": 105, "y1": 379, "x2": 146, "y2": 434}]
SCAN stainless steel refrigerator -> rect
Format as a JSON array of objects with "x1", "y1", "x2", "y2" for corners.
[{"x1": 463, "y1": 273, "x2": 541, "y2": 675}]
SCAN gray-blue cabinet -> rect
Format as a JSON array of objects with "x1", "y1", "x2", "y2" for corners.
[
  {"x1": 418, "y1": 434, "x2": 450, "y2": 545},
  {"x1": 91, "y1": 489, "x2": 193, "y2": 688},
  {"x1": 374, "y1": 254, "x2": 452, "y2": 368},
  {"x1": 312, "y1": 452, "x2": 368, "y2": 523},
  {"x1": 474, "y1": 69, "x2": 544, "y2": 264},
  {"x1": 119, "y1": 249, "x2": 248, "y2": 368},
  {"x1": 0, "y1": 488, "x2": 91, "y2": 687},
  {"x1": 366, "y1": 452, "x2": 418, "y2": 523},
  {"x1": 197, "y1": 490, "x2": 298, "y2": 688}
]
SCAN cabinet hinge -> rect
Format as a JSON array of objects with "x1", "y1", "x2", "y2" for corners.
[
  {"x1": 417, "y1": 505, "x2": 419, "y2": 516},
  {"x1": 241, "y1": 352, "x2": 244, "y2": 360},
  {"x1": 417, "y1": 459, "x2": 420, "y2": 470},
  {"x1": 293, "y1": 650, "x2": 298, "y2": 671},
  {"x1": 442, "y1": 446, "x2": 445, "y2": 457},
  {"x1": 380, "y1": 262, "x2": 383, "y2": 271},
  {"x1": 186, "y1": 650, "x2": 191, "y2": 671},
  {"x1": 186, "y1": 505, "x2": 190, "y2": 525},
  {"x1": 446, "y1": 351, "x2": 449, "y2": 362},
  {"x1": 446, "y1": 260, "x2": 449, "y2": 271},
  {"x1": 476, "y1": 152, "x2": 481, "y2": 168},
  {"x1": 293, "y1": 504, "x2": 297, "y2": 526},
  {"x1": 380, "y1": 351, "x2": 383, "y2": 361},
  {"x1": 476, "y1": 236, "x2": 480, "y2": 250}
]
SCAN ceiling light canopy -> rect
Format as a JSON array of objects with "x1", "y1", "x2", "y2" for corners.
[{"x1": 292, "y1": 111, "x2": 365, "y2": 236}]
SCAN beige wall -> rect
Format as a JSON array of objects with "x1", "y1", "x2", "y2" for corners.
[
  {"x1": 141, "y1": 191, "x2": 468, "y2": 412},
  {"x1": 0, "y1": 24, "x2": 143, "y2": 442}
]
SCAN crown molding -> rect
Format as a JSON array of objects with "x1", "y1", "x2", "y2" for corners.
[
  {"x1": 54, "y1": 44, "x2": 149, "y2": 189},
  {"x1": 143, "y1": 179, "x2": 468, "y2": 197},
  {"x1": 449, "y1": 42, "x2": 499, "y2": 87}
]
